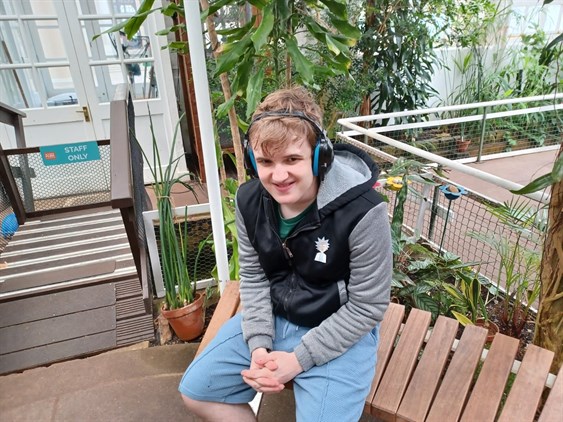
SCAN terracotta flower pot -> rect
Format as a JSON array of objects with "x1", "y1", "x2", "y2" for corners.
[
  {"x1": 475, "y1": 318, "x2": 499, "y2": 343},
  {"x1": 456, "y1": 137, "x2": 471, "y2": 152},
  {"x1": 161, "y1": 293, "x2": 205, "y2": 341}
]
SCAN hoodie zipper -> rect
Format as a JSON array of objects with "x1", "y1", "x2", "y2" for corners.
[{"x1": 280, "y1": 224, "x2": 320, "y2": 318}]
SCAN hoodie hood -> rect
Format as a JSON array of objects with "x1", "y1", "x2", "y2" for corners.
[{"x1": 316, "y1": 143, "x2": 380, "y2": 211}]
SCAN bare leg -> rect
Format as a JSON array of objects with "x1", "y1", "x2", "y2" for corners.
[{"x1": 181, "y1": 394, "x2": 256, "y2": 422}]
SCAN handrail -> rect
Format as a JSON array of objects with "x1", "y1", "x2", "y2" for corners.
[
  {"x1": 342, "y1": 93, "x2": 563, "y2": 124},
  {"x1": 109, "y1": 83, "x2": 151, "y2": 309},
  {"x1": 0, "y1": 102, "x2": 27, "y2": 224},
  {"x1": 0, "y1": 101, "x2": 26, "y2": 148},
  {"x1": 110, "y1": 84, "x2": 134, "y2": 209}
]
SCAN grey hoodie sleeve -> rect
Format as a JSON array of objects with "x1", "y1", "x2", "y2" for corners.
[
  {"x1": 235, "y1": 194, "x2": 275, "y2": 353},
  {"x1": 294, "y1": 202, "x2": 392, "y2": 371}
]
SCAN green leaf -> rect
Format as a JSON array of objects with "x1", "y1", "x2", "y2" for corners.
[
  {"x1": 161, "y1": 2, "x2": 182, "y2": 17},
  {"x1": 452, "y1": 311, "x2": 473, "y2": 326},
  {"x1": 216, "y1": 95, "x2": 237, "y2": 120},
  {"x1": 203, "y1": 0, "x2": 232, "y2": 19},
  {"x1": 319, "y1": 0, "x2": 347, "y2": 17},
  {"x1": 443, "y1": 284, "x2": 462, "y2": 301},
  {"x1": 328, "y1": 16, "x2": 361, "y2": 41},
  {"x1": 155, "y1": 24, "x2": 185, "y2": 36},
  {"x1": 246, "y1": 67, "x2": 265, "y2": 119},
  {"x1": 251, "y1": 3, "x2": 274, "y2": 51},
  {"x1": 123, "y1": 0, "x2": 157, "y2": 38},
  {"x1": 248, "y1": 0, "x2": 268, "y2": 8},
  {"x1": 214, "y1": 36, "x2": 253, "y2": 76},
  {"x1": 285, "y1": 36, "x2": 314, "y2": 83},
  {"x1": 276, "y1": 0, "x2": 291, "y2": 20},
  {"x1": 407, "y1": 259, "x2": 434, "y2": 272},
  {"x1": 413, "y1": 294, "x2": 440, "y2": 317},
  {"x1": 231, "y1": 54, "x2": 253, "y2": 93}
]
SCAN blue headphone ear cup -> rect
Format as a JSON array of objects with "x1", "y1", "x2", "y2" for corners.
[
  {"x1": 248, "y1": 148, "x2": 257, "y2": 173},
  {"x1": 243, "y1": 138, "x2": 258, "y2": 177},
  {"x1": 312, "y1": 143, "x2": 321, "y2": 176}
]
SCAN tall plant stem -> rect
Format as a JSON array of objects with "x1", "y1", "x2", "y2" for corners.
[{"x1": 200, "y1": 0, "x2": 245, "y2": 186}]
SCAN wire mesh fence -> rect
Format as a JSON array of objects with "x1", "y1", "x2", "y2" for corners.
[
  {"x1": 5, "y1": 141, "x2": 111, "y2": 213},
  {"x1": 338, "y1": 97, "x2": 550, "y2": 296},
  {"x1": 351, "y1": 95, "x2": 562, "y2": 163}
]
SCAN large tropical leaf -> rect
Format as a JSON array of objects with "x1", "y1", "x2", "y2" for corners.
[
  {"x1": 251, "y1": 3, "x2": 275, "y2": 51},
  {"x1": 246, "y1": 67, "x2": 265, "y2": 119},
  {"x1": 214, "y1": 36, "x2": 253, "y2": 76},
  {"x1": 285, "y1": 36, "x2": 314, "y2": 83}
]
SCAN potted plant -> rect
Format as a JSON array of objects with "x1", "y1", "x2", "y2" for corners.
[
  {"x1": 444, "y1": 269, "x2": 498, "y2": 342},
  {"x1": 142, "y1": 117, "x2": 205, "y2": 341}
]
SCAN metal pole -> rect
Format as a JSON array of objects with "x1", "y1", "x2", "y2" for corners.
[
  {"x1": 477, "y1": 107, "x2": 487, "y2": 163},
  {"x1": 438, "y1": 200, "x2": 453, "y2": 256},
  {"x1": 185, "y1": 1, "x2": 230, "y2": 293},
  {"x1": 428, "y1": 185, "x2": 440, "y2": 241}
]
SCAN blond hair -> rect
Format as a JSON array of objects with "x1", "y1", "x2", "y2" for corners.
[{"x1": 248, "y1": 86, "x2": 323, "y2": 157}]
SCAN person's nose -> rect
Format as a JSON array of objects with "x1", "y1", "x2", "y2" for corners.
[{"x1": 272, "y1": 164, "x2": 289, "y2": 182}]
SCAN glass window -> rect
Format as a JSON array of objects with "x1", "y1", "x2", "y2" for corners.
[
  {"x1": 74, "y1": 0, "x2": 141, "y2": 16},
  {"x1": 0, "y1": 20, "x2": 26, "y2": 64},
  {"x1": 0, "y1": 68, "x2": 41, "y2": 108}
]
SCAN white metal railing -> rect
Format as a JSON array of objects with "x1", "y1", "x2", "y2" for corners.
[
  {"x1": 337, "y1": 99, "x2": 554, "y2": 292},
  {"x1": 341, "y1": 93, "x2": 563, "y2": 125},
  {"x1": 338, "y1": 94, "x2": 562, "y2": 205}
]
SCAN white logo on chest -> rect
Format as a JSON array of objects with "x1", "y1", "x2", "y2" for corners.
[{"x1": 314, "y1": 237, "x2": 330, "y2": 263}]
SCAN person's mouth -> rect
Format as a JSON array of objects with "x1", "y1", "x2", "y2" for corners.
[{"x1": 273, "y1": 181, "x2": 294, "y2": 193}]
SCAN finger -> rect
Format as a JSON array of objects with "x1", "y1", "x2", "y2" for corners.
[
  {"x1": 263, "y1": 360, "x2": 278, "y2": 371},
  {"x1": 259, "y1": 385, "x2": 285, "y2": 394},
  {"x1": 241, "y1": 368, "x2": 272, "y2": 379},
  {"x1": 254, "y1": 376, "x2": 283, "y2": 388}
]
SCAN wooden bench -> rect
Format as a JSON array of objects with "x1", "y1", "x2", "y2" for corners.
[{"x1": 197, "y1": 281, "x2": 562, "y2": 421}]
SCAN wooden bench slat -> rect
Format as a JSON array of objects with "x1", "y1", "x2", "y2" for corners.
[
  {"x1": 538, "y1": 364, "x2": 563, "y2": 422},
  {"x1": 196, "y1": 284, "x2": 559, "y2": 422},
  {"x1": 498, "y1": 344, "x2": 554, "y2": 422},
  {"x1": 196, "y1": 281, "x2": 240, "y2": 357},
  {"x1": 396, "y1": 316, "x2": 459, "y2": 422},
  {"x1": 425, "y1": 324, "x2": 488, "y2": 422},
  {"x1": 461, "y1": 333, "x2": 519, "y2": 422},
  {"x1": 365, "y1": 302, "x2": 405, "y2": 413},
  {"x1": 371, "y1": 308, "x2": 432, "y2": 421}
]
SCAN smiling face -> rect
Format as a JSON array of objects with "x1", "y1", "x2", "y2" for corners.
[{"x1": 254, "y1": 137, "x2": 318, "y2": 219}]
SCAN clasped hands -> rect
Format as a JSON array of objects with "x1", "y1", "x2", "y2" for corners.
[{"x1": 241, "y1": 348, "x2": 303, "y2": 394}]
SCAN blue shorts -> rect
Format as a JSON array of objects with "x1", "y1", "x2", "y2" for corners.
[{"x1": 179, "y1": 313, "x2": 379, "y2": 422}]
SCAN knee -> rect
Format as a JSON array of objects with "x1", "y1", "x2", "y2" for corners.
[{"x1": 181, "y1": 393, "x2": 206, "y2": 413}]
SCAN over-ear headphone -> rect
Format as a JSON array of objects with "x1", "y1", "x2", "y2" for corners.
[{"x1": 243, "y1": 111, "x2": 334, "y2": 181}]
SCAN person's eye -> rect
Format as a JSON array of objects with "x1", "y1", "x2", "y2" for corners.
[
  {"x1": 286, "y1": 157, "x2": 299, "y2": 163},
  {"x1": 257, "y1": 159, "x2": 272, "y2": 166}
]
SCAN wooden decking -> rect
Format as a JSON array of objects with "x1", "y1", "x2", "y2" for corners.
[{"x1": 0, "y1": 207, "x2": 154, "y2": 375}]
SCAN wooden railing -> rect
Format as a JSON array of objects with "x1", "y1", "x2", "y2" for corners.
[
  {"x1": 109, "y1": 84, "x2": 152, "y2": 311},
  {"x1": 0, "y1": 102, "x2": 27, "y2": 225}
]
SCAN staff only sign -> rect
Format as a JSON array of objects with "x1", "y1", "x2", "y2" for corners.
[{"x1": 40, "y1": 141, "x2": 101, "y2": 166}]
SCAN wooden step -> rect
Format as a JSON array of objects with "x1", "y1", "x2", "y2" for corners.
[
  {"x1": 0, "y1": 259, "x2": 137, "y2": 301},
  {"x1": 11, "y1": 217, "x2": 123, "y2": 241},
  {"x1": 17, "y1": 209, "x2": 120, "y2": 232},
  {"x1": 2, "y1": 225, "x2": 126, "y2": 253},
  {"x1": 0, "y1": 245, "x2": 132, "y2": 276},
  {"x1": 1, "y1": 234, "x2": 128, "y2": 262}
]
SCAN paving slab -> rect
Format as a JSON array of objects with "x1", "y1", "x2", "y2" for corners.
[
  {"x1": 0, "y1": 343, "x2": 198, "y2": 421},
  {"x1": 448, "y1": 149, "x2": 558, "y2": 203}
]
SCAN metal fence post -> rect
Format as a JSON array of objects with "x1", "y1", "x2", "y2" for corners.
[{"x1": 477, "y1": 106, "x2": 488, "y2": 163}]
